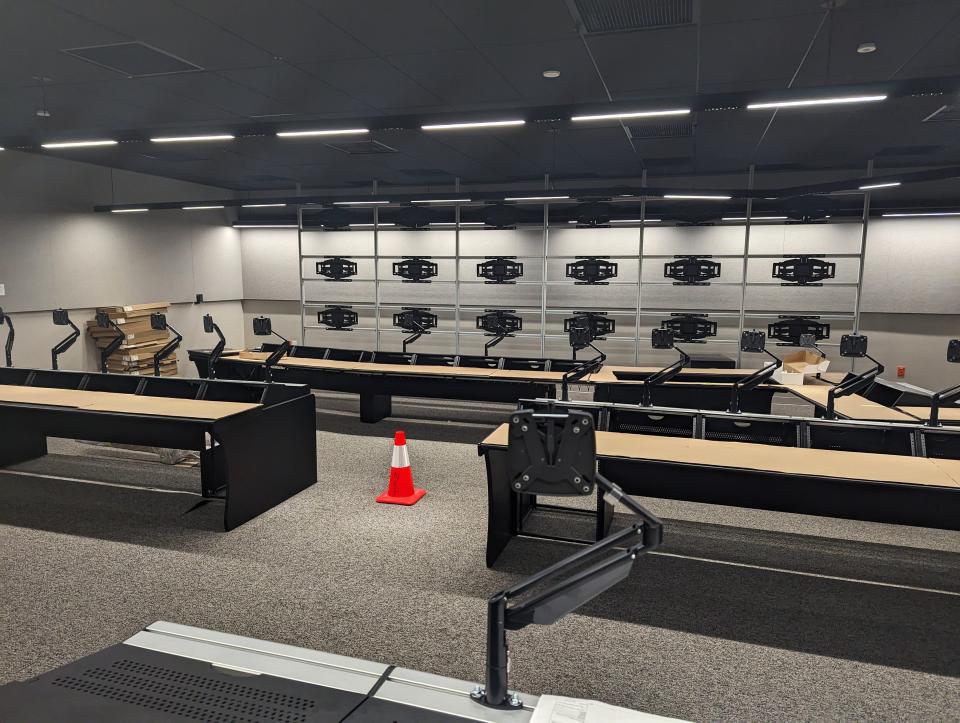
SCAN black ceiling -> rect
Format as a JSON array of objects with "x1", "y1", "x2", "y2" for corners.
[{"x1": 2, "y1": 0, "x2": 960, "y2": 201}]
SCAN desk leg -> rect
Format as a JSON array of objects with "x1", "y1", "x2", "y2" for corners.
[
  {"x1": 360, "y1": 392, "x2": 391, "y2": 423},
  {"x1": 0, "y1": 409, "x2": 46, "y2": 466},
  {"x1": 596, "y1": 487, "x2": 614, "y2": 540},
  {"x1": 483, "y1": 447, "x2": 517, "y2": 567},
  {"x1": 216, "y1": 394, "x2": 318, "y2": 531}
]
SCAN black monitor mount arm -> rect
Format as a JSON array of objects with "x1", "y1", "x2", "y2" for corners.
[
  {"x1": 825, "y1": 353, "x2": 883, "y2": 420},
  {"x1": 474, "y1": 410, "x2": 663, "y2": 710},
  {"x1": 203, "y1": 314, "x2": 227, "y2": 380},
  {"x1": 729, "y1": 348, "x2": 782, "y2": 414},
  {"x1": 50, "y1": 310, "x2": 80, "y2": 370},
  {"x1": 926, "y1": 340, "x2": 958, "y2": 427},
  {"x1": 152, "y1": 320, "x2": 183, "y2": 377},
  {"x1": 262, "y1": 333, "x2": 292, "y2": 381},
  {"x1": 641, "y1": 344, "x2": 691, "y2": 406},
  {"x1": 483, "y1": 322, "x2": 512, "y2": 356},
  {"x1": 560, "y1": 341, "x2": 606, "y2": 401},
  {"x1": 95, "y1": 312, "x2": 126, "y2": 374},
  {"x1": 0, "y1": 309, "x2": 14, "y2": 367},
  {"x1": 402, "y1": 320, "x2": 427, "y2": 354}
]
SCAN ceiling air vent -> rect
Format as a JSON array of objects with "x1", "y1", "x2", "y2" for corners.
[
  {"x1": 922, "y1": 103, "x2": 960, "y2": 122},
  {"x1": 325, "y1": 140, "x2": 398, "y2": 155},
  {"x1": 62, "y1": 42, "x2": 202, "y2": 77},
  {"x1": 575, "y1": 0, "x2": 694, "y2": 33},
  {"x1": 629, "y1": 119, "x2": 693, "y2": 139}
]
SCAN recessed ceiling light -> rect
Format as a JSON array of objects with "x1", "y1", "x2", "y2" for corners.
[
  {"x1": 859, "y1": 181, "x2": 900, "y2": 190},
  {"x1": 241, "y1": 203, "x2": 287, "y2": 208},
  {"x1": 542, "y1": 69, "x2": 561, "y2": 78},
  {"x1": 747, "y1": 95, "x2": 886, "y2": 110},
  {"x1": 41, "y1": 139, "x2": 117, "y2": 149},
  {"x1": 110, "y1": 208, "x2": 149, "y2": 213},
  {"x1": 503, "y1": 195, "x2": 570, "y2": 201},
  {"x1": 277, "y1": 128, "x2": 369, "y2": 138},
  {"x1": 882, "y1": 211, "x2": 960, "y2": 217},
  {"x1": 410, "y1": 198, "x2": 471, "y2": 204},
  {"x1": 151, "y1": 134, "x2": 234, "y2": 143},
  {"x1": 663, "y1": 194, "x2": 731, "y2": 200},
  {"x1": 857, "y1": 42, "x2": 877, "y2": 54},
  {"x1": 571, "y1": 109, "x2": 690, "y2": 122},
  {"x1": 183, "y1": 205, "x2": 225, "y2": 210},
  {"x1": 422, "y1": 119, "x2": 525, "y2": 131}
]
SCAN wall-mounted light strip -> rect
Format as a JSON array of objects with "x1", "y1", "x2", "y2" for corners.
[
  {"x1": 571, "y1": 109, "x2": 689, "y2": 122},
  {"x1": 183, "y1": 205, "x2": 225, "y2": 210},
  {"x1": 859, "y1": 181, "x2": 900, "y2": 190},
  {"x1": 663, "y1": 194, "x2": 731, "y2": 200},
  {"x1": 110, "y1": 208, "x2": 149, "y2": 213},
  {"x1": 503, "y1": 195, "x2": 569, "y2": 202},
  {"x1": 41, "y1": 139, "x2": 117, "y2": 149},
  {"x1": 241, "y1": 203, "x2": 287, "y2": 208},
  {"x1": 747, "y1": 94, "x2": 887, "y2": 110},
  {"x1": 151, "y1": 134, "x2": 234, "y2": 143},
  {"x1": 411, "y1": 198, "x2": 472, "y2": 204},
  {"x1": 422, "y1": 119, "x2": 525, "y2": 131},
  {"x1": 233, "y1": 224, "x2": 298, "y2": 228},
  {"x1": 722, "y1": 216, "x2": 787, "y2": 221},
  {"x1": 882, "y1": 211, "x2": 960, "y2": 217},
  {"x1": 332, "y1": 200, "x2": 390, "y2": 206},
  {"x1": 277, "y1": 128, "x2": 369, "y2": 138}
]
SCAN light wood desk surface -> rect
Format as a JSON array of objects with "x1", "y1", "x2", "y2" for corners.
[
  {"x1": 0, "y1": 384, "x2": 260, "y2": 420},
  {"x1": 779, "y1": 384, "x2": 917, "y2": 422},
  {"x1": 898, "y1": 406, "x2": 960, "y2": 422},
  {"x1": 481, "y1": 423, "x2": 960, "y2": 489}
]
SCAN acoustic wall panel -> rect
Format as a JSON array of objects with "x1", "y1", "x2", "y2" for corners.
[
  {"x1": 548, "y1": 227, "x2": 640, "y2": 256},
  {"x1": 377, "y1": 230, "x2": 456, "y2": 257},
  {"x1": 459, "y1": 229, "x2": 544, "y2": 257},
  {"x1": 300, "y1": 230, "x2": 374, "y2": 256},
  {"x1": 643, "y1": 225, "x2": 747, "y2": 256}
]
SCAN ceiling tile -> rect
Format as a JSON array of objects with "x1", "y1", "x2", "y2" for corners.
[
  {"x1": 587, "y1": 26, "x2": 699, "y2": 95},
  {"x1": 436, "y1": 0, "x2": 579, "y2": 47},
  {"x1": 296, "y1": 57, "x2": 446, "y2": 110},
  {"x1": 219, "y1": 64, "x2": 372, "y2": 115},
  {"x1": 482, "y1": 39, "x2": 608, "y2": 105},
  {"x1": 386, "y1": 49, "x2": 523, "y2": 106}
]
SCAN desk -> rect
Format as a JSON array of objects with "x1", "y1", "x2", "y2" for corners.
[
  {"x1": 191, "y1": 349, "x2": 560, "y2": 423},
  {"x1": 898, "y1": 406, "x2": 960, "y2": 424},
  {"x1": 780, "y1": 384, "x2": 917, "y2": 422},
  {"x1": 0, "y1": 369, "x2": 317, "y2": 530},
  {"x1": 480, "y1": 423, "x2": 959, "y2": 563},
  {"x1": 591, "y1": 375, "x2": 778, "y2": 413}
]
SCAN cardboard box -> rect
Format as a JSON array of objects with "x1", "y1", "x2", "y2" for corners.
[{"x1": 773, "y1": 349, "x2": 830, "y2": 385}]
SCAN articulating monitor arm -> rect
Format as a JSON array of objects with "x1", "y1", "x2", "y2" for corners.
[
  {"x1": 475, "y1": 410, "x2": 663, "y2": 710},
  {"x1": 560, "y1": 342, "x2": 606, "y2": 401},
  {"x1": 825, "y1": 353, "x2": 884, "y2": 420},
  {"x1": 402, "y1": 321, "x2": 427, "y2": 354},
  {"x1": 729, "y1": 348, "x2": 782, "y2": 414},
  {"x1": 262, "y1": 335, "x2": 292, "y2": 381},
  {"x1": 203, "y1": 314, "x2": 227, "y2": 380},
  {"x1": 0, "y1": 309, "x2": 13, "y2": 367},
  {"x1": 50, "y1": 309, "x2": 80, "y2": 370},
  {"x1": 95, "y1": 311, "x2": 126, "y2": 374},
  {"x1": 927, "y1": 339, "x2": 959, "y2": 427},
  {"x1": 641, "y1": 345, "x2": 691, "y2": 406},
  {"x1": 153, "y1": 323, "x2": 183, "y2": 377}
]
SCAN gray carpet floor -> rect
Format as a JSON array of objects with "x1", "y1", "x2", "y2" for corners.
[{"x1": 0, "y1": 400, "x2": 958, "y2": 721}]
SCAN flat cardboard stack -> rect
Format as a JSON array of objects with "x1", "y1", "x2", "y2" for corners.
[
  {"x1": 87, "y1": 302, "x2": 178, "y2": 376},
  {"x1": 772, "y1": 349, "x2": 831, "y2": 385}
]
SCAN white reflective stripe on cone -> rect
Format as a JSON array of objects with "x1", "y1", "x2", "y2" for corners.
[{"x1": 392, "y1": 444, "x2": 410, "y2": 469}]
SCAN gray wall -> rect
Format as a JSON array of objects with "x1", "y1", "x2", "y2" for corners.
[{"x1": 0, "y1": 151, "x2": 244, "y2": 375}]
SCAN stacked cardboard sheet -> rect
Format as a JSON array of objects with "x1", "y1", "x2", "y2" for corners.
[{"x1": 87, "y1": 302, "x2": 177, "y2": 376}]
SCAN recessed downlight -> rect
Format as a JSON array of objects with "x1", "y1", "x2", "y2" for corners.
[
  {"x1": 857, "y1": 42, "x2": 877, "y2": 54},
  {"x1": 542, "y1": 69, "x2": 561, "y2": 78}
]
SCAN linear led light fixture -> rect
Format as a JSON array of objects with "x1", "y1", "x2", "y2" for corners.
[
  {"x1": 332, "y1": 200, "x2": 389, "y2": 206},
  {"x1": 571, "y1": 108, "x2": 689, "y2": 122},
  {"x1": 349, "y1": 223, "x2": 395, "y2": 227},
  {"x1": 663, "y1": 194, "x2": 731, "y2": 200},
  {"x1": 277, "y1": 128, "x2": 369, "y2": 137},
  {"x1": 241, "y1": 203, "x2": 287, "y2": 208},
  {"x1": 422, "y1": 119, "x2": 525, "y2": 131},
  {"x1": 747, "y1": 94, "x2": 887, "y2": 110},
  {"x1": 722, "y1": 216, "x2": 788, "y2": 221},
  {"x1": 232, "y1": 223, "x2": 298, "y2": 228},
  {"x1": 503, "y1": 195, "x2": 570, "y2": 202},
  {"x1": 859, "y1": 181, "x2": 900, "y2": 190},
  {"x1": 41, "y1": 139, "x2": 117, "y2": 148},
  {"x1": 110, "y1": 208, "x2": 149, "y2": 213},
  {"x1": 183, "y1": 205, "x2": 225, "y2": 210},
  {"x1": 429, "y1": 221, "x2": 485, "y2": 226},
  {"x1": 882, "y1": 211, "x2": 960, "y2": 217},
  {"x1": 150, "y1": 134, "x2": 234, "y2": 143},
  {"x1": 610, "y1": 218, "x2": 662, "y2": 223},
  {"x1": 411, "y1": 198, "x2": 472, "y2": 204}
]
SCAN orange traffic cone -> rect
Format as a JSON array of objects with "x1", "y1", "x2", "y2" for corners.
[{"x1": 376, "y1": 430, "x2": 426, "y2": 505}]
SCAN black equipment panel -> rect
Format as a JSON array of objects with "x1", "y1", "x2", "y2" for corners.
[
  {"x1": 768, "y1": 316, "x2": 830, "y2": 345},
  {"x1": 477, "y1": 309, "x2": 522, "y2": 335},
  {"x1": 772, "y1": 256, "x2": 836, "y2": 285},
  {"x1": 393, "y1": 257, "x2": 438, "y2": 283},
  {"x1": 948, "y1": 339, "x2": 959, "y2": 363},
  {"x1": 564, "y1": 312, "x2": 615, "y2": 341},
  {"x1": 316, "y1": 256, "x2": 358, "y2": 281},
  {"x1": 477, "y1": 256, "x2": 523, "y2": 283},
  {"x1": 664, "y1": 256, "x2": 721, "y2": 285},
  {"x1": 840, "y1": 333, "x2": 869, "y2": 358},
  {"x1": 660, "y1": 314, "x2": 716, "y2": 342},
  {"x1": 393, "y1": 307, "x2": 437, "y2": 331},
  {"x1": 565, "y1": 257, "x2": 618, "y2": 284},
  {"x1": 318, "y1": 305, "x2": 358, "y2": 330}
]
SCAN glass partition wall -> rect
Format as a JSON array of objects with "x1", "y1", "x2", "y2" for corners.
[{"x1": 296, "y1": 188, "x2": 869, "y2": 368}]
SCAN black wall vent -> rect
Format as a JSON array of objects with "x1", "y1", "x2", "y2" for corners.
[
  {"x1": 575, "y1": 0, "x2": 694, "y2": 33},
  {"x1": 62, "y1": 42, "x2": 202, "y2": 76},
  {"x1": 324, "y1": 140, "x2": 398, "y2": 155}
]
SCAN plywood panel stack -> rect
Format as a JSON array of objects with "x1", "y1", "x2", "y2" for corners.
[{"x1": 87, "y1": 302, "x2": 177, "y2": 376}]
